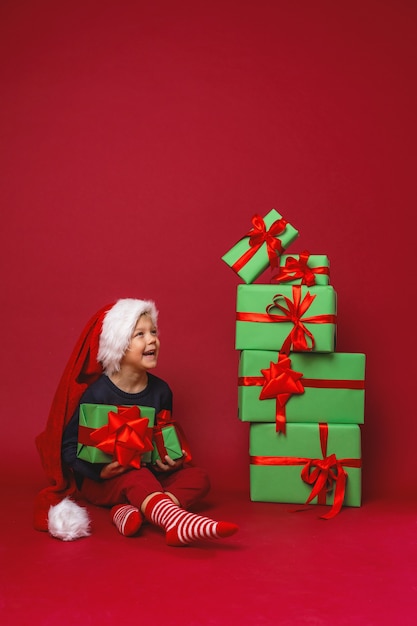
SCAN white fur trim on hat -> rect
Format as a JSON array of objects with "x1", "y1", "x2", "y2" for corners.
[
  {"x1": 48, "y1": 498, "x2": 91, "y2": 541},
  {"x1": 97, "y1": 298, "x2": 158, "y2": 376}
]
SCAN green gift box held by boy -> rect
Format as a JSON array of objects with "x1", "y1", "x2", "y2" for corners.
[
  {"x1": 34, "y1": 299, "x2": 238, "y2": 545},
  {"x1": 151, "y1": 409, "x2": 192, "y2": 465},
  {"x1": 77, "y1": 403, "x2": 156, "y2": 466}
]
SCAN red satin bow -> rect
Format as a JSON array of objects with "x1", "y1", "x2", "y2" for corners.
[
  {"x1": 300, "y1": 424, "x2": 352, "y2": 519},
  {"x1": 271, "y1": 251, "x2": 329, "y2": 286},
  {"x1": 153, "y1": 410, "x2": 192, "y2": 463},
  {"x1": 259, "y1": 353, "x2": 304, "y2": 433},
  {"x1": 266, "y1": 286, "x2": 335, "y2": 353},
  {"x1": 232, "y1": 214, "x2": 287, "y2": 273},
  {"x1": 90, "y1": 406, "x2": 153, "y2": 469},
  {"x1": 156, "y1": 409, "x2": 174, "y2": 427}
]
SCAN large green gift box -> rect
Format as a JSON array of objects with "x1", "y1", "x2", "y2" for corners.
[
  {"x1": 235, "y1": 284, "x2": 337, "y2": 352},
  {"x1": 271, "y1": 252, "x2": 330, "y2": 286},
  {"x1": 221, "y1": 209, "x2": 299, "y2": 284},
  {"x1": 250, "y1": 422, "x2": 362, "y2": 516},
  {"x1": 77, "y1": 404, "x2": 155, "y2": 466},
  {"x1": 238, "y1": 350, "x2": 365, "y2": 428}
]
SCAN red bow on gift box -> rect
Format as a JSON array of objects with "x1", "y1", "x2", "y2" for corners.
[
  {"x1": 232, "y1": 214, "x2": 288, "y2": 273},
  {"x1": 89, "y1": 406, "x2": 153, "y2": 469},
  {"x1": 259, "y1": 353, "x2": 304, "y2": 434},
  {"x1": 153, "y1": 410, "x2": 192, "y2": 463},
  {"x1": 271, "y1": 250, "x2": 330, "y2": 286},
  {"x1": 299, "y1": 423, "x2": 361, "y2": 519},
  {"x1": 266, "y1": 286, "x2": 335, "y2": 353}
]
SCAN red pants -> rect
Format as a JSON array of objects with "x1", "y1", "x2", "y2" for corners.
[{"x1": 80, "y1": 464, "x2": 210, "y2": 510}]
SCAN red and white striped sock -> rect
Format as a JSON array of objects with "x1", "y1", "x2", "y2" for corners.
[
  {"x1": 111, "y1": 504, "x2": 142, "y2": 537},
  {"x1": 143, "y1": 494, "x2": 238, "y2": 546}
]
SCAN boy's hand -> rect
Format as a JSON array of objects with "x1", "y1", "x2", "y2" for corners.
[
  {"x1": 100, "y1": 461, "x2": 130, "y2": 479},
  {"x1": 154, "y1": 453, "x2": 184, "y2": 473}
]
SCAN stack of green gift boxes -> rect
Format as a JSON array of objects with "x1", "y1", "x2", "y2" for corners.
[{"x1": 222, "y1": 210, "x2": 365, "y2": 518}]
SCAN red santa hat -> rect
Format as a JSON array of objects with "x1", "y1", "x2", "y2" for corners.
[{"x1": 33, "y1": 298, "x2": 158, "y2": 540}]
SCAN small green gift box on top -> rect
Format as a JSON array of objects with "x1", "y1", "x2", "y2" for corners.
[
  {"x1": 221, "y1": 209, "x2": 299, "y2": 284},
  {"x1": 238, "y1": 350, "x2": 365, "y2": 431},
  {"x1": 250, "y1": 422, "x2": 362, "y2": 517},
  {"x1": 235, "y1": 283, "x2": 337, "y2": 352},
  {"x1": 271, "y1": 251, "x2": 330, "y2": 286},
  {"x1": 77, "y1": 404, "x2": 155, "y2": 467}
]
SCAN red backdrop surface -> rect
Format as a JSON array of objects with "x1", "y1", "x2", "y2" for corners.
[{"x1": 1, "y1": 0, "x2": 416, "y2": 501}]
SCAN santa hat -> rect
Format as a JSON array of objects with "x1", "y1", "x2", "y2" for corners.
[{"x1": 34, "y1": 298, "x2": 158, "y2": 540}]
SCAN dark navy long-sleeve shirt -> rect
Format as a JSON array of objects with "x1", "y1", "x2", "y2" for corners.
[{"x1": 62, "y1": 373, "x2": 173, "y2": 486}]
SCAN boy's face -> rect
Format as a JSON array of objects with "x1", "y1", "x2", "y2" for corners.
[{"x1": 120, "y1": 314, "x2": 160, "y2": 373}]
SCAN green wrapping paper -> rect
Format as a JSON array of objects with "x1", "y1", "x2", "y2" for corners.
[
  {"x1": 77, "y1": 403, "x2": 155, "y2": 465},
  {"x1": 221, "y1": 209, "x2": 299, "y2": 284},
  {"x1": 272, "y1": 253, "x2": 330, "y2": 286},
  {"x1": 151, "y1": 424, "x2": 183, "y2": 464},
  {"x1": 238, "y1": 350, "x2": 365, "y2": 425},
  {"x1": 235, "y1": 284, "x2": 337, "y2": 352},
  {"x1": 249, "y1": 422, "x2": 362, "y2": 512}
]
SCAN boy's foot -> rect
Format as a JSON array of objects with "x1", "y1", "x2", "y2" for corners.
[
  {"x1": 111, "y1": 504, "x2": 142, "y2": 537},
  {"x1": 143, "y1": 494, "x2": 238, "y2": 546}
]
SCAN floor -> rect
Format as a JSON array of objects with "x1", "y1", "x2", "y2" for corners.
[{"x1": 1, "y1": 479, "x2": 416, "y2": 625}]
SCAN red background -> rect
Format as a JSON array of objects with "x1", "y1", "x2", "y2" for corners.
[{"x1": 1, "y1": 0, "x2": 416, "y2": 502}]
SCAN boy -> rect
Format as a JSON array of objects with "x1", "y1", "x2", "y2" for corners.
[{"x1": 34, "y1": 299, "x2": 238, "y2": 546}]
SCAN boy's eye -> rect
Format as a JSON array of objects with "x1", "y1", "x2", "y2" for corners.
[{"x1": 134, "y1": 329, "x2": 157, "y2": 338}]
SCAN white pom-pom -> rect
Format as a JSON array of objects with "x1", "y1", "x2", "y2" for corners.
[{"x1": 48, "y1": 497, "x2": 91, "y2": 541}]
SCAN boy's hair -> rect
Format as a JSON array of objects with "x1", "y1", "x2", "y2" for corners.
[{"x1": 97, "y1": 298, "x2": 158, "y2": 375}]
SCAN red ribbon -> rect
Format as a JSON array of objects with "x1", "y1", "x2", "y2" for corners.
[
  {"x1": 239, "y1": 353, "x2": 364, "y2": 432},
  {"x1": 79, "y1": 405, "x2": 154, "y2": 469},
  {"x1": 153, "y1": 410, "x2": 192, "y2": 463},
  {"x1": 231, "y1": 214, "x2": 288, "y2": 273},
  {"x1": 250, "y1": 423, "x2": 361, "y2": 518},
  {"x1": 236, "y1": 285, "x2": 336, "y2": 353},
  {"x1": 271, "y1": 251, "x2": 330, "y2": 286},
  {"x1": 258, "y1": 353, "x2": 304, "y2": 433}
]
